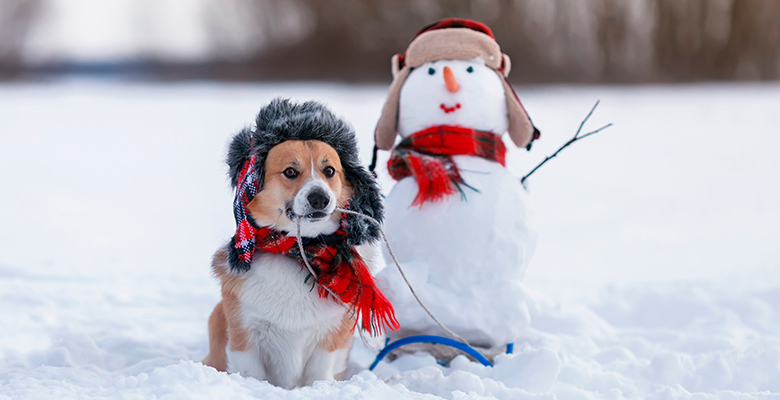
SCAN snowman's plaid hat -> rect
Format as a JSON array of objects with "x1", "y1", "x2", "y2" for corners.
[{"x1": 374, "y1": 18, "x2": 540, "y2": 151}]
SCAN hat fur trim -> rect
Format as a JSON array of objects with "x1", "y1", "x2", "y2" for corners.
[
  {"x1": 375, "y1": 25, "x2": 537, "y2": 150},
  {"x1": 405, "y1": 28, "x2": 502, "y2": 70},
  {"x1": 227, "y1": 99, "x2": 383, "y2": 253}
]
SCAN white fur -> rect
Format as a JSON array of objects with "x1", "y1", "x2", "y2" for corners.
[
  {"x1": 398, "y1": 58, "x2": 508, "y2": 138},
  {"x1": 226, "y1": 252, "x2": 350, "y2": 389},
  {"x1": 223, "y1": 168, "x2": 353, "y2": 388},
  {"x1": 280, "y1": 174, "x2": 340, "y2": 238}
]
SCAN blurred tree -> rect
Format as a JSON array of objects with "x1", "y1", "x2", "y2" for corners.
[
  {"x1": 203, "y1": 0, "x2": 667, "y2": 82},
  {"x1": 0, "y1": 0, "x2": 42, "y2": 78},
  {"x1": 724, "y1": 0, "x2": 780, "y2": 80},
  {"x1": 654, "y1": 0, "x2": 780, "y2": 81},
  {"x1": 3, "y1": 0, "x2": 779, "y2": 82}
]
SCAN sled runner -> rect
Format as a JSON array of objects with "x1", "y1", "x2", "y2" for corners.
[{"x1": 370, "y1": 335, "x2": 514, "y2": 370}]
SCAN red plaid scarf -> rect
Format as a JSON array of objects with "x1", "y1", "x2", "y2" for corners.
[
  {"x1": 231, "y1": 153, "x2": 398, "y2": 335},
  {"x1": 253, "y1": 225, "x2": 399, "y2": 335},
  {"x1": 387, "y1": 125, "x2": 506, "y2": 206}
]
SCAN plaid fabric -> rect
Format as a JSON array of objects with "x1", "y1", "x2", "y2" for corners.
[
  {"x1": 230, "y1": 154, "x2": 397, "y2": 335},
  {"x1": 388, "y1": 125, "x2": 506, "y2": 206},
  {"x1": 415, "y1": 18, "x2": 494, "y2": 39},
  {"x1": 259, "y1": 227, "x2": 399, "y2": 335},
  {"x1": 231, "y1": 153, "x2": 261, "y2": 271}
]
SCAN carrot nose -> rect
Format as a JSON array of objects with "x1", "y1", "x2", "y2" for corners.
[{"x1": 443, "y1": 66, "x2": 460, "y2": 93}]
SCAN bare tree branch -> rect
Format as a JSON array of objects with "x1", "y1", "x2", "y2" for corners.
[{"x1": 521, "y1": 100, "x2": 613, "y2": 186}]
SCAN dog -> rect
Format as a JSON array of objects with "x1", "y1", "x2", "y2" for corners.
[{"x1": 202, "y1": 99, "x2": 397, "y2": 388}]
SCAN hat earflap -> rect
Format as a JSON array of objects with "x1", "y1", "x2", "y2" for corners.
[
  {"x1": 501, "y1": 53, "x2": 511, "y2": 77},
  {"x1": 391, "y1": 54, "x2": 402, "y2": 79},
  {"x1": 374, "y1": 65, "x2": 410, "y2": 150},
  {"x1": 341, "y1": 160, "x2": 384, "y2": 246}
]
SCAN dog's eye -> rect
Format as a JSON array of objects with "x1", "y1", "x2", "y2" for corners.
[
  {"x1": 283, "y1": 168, "x2": 299, "y2": 179},
  {"x1": 323, "y1": 166, "x2": 335, "y2": 178}
]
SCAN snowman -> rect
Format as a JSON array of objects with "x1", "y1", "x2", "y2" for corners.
[{"x1": 372, "y1": 19, "x2": 541, "y2": 356}]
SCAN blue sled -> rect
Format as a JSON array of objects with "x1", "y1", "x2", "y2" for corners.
[{"x1": 370, "y1": 335, "x2": 514, "y2": 370}]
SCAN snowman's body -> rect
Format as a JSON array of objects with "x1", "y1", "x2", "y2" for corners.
[{"x1": 377, "y1": 59, "x2": 536, "y2": 347}]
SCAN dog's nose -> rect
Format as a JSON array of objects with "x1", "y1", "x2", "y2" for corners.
[{"x1": 307, "y1": 191, "x2": 330, "y2": 210}]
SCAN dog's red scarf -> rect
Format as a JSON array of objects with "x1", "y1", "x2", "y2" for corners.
[
  {"x1": 231, "y1": 155, "x2": 398, "y2": 335},
  {"x1": 387, "y1": 125, "x2": 506, "y2": 206},
  {"x1": 253, "y1": 225, "x2": 399, "y2": 335}
]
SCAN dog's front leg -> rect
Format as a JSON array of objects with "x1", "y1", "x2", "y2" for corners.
[
  {"x1": 226, "y1": 344, "x2": 267, "y2": 381},
  {"x1": 302, "y1": 315, "x2": 354, "y2": 385},
  {"x1": 301, "y1": 346, "x2": 346, "y2": 385}
]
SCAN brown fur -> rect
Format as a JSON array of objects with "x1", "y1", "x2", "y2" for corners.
[
  {"x1": 204, "y1": 140, "x2": 357, "y2": 379},
  {"x1": 321, "y1": 314, "x2": 355, "y2": 381},
  {"x1": 203, "y1": 250, "x2": 250, "y2": 371},
  {"x1": 319, "y1": 314, "x2": 356, "y2": 353},
  {"x1": 203, "y1": 301, "x2": 228, "y2": 371},
  {"x1": 247, "y1": 140, "x2": 352, "y2": 228}
]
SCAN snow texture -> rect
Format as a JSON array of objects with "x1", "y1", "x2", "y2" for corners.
[
  {"x1": 378, "y1": 156, "x2": 536, "y2": 347},
  {"x1": 397, "y1": 59, "x2": 509, "y2": 138},
  {"x1": 383, "y1": 58, "x2": 535, "y2": 346},
  {"x1": 1, "y1": 81, "x2": 780, "y2": 399}
]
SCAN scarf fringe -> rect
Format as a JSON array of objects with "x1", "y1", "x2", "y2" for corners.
[
  {"x1": 316, "y1": 253, "x2": 399, "y2": 335},
  {"x1": 407, "y1": 153, "x2": 459, "y2": 206},
  {"x1": 388, "y1": 125, "x2": 506, "y2": 206}
]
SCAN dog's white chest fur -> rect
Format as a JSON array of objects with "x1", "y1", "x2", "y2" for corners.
[
  {"x1": 378, "y1": 155, "x2": 536, "y2": 346},
  {"x1": 226, "y1": 252, "x2": 348, "y2": 388},
  {"x1": 238, "y1": 252, "x2": 345, "y2": 328}
]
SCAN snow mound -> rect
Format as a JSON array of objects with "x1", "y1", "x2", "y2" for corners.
[
  {"x1": 2, "y1": 82, "x2": 780, "y2": 399},
  {"x1": 3, "y1": 274, "x2": 780, "y2": 399},
  {"x1": 378, "y1": 156, "x2": 536, "y2": 346}
]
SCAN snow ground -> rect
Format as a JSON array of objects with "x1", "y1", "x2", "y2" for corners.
[{"x1": 1, "y1": 81, "x2": 779, "y2": 399}]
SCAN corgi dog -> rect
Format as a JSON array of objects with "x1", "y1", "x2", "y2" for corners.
[{"x1": 203, "y1": 99, "x2": 396, "y2": 388}]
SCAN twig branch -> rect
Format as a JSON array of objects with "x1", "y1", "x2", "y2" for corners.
[{"x1": 521, "y1": 100, "x2": 613, "y2": 185}]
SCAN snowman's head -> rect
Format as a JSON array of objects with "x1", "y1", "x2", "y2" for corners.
[
  {"x1": 374, "y1": 19, "x2": 539, "y2": 151},
  {"x1": 398, "y1": 58, "x2": 508, "y2": 138}
]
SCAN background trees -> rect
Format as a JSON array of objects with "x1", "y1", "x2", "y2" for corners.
[{"x1": 2, "y1": 0, "x2": 779, "y2": 82}]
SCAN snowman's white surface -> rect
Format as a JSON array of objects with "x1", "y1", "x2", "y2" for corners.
[{"x1": 377, "y1": 58, "x2": 537, "y2": 347}]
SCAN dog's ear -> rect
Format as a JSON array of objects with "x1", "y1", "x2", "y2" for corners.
[
  {"x1": 227, "y1": 127, "x2": 255, "y2": 188},
  {"x1": 342, "y1": 164, "x2": 383, "y2": 246}
]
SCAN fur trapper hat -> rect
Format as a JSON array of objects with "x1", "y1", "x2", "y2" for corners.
[
  {"x1": 374, "y1": 18, "x2": 540, "y2": 151},
  {"x1": 227, "y1": 98, "x2": 383, "y2": 272}
]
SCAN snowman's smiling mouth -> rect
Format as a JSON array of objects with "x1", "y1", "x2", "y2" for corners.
[{"x1": 440, "y1": 103, "x2": 461, "y2": 114}]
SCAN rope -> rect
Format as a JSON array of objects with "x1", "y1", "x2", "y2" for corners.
[
  {"x1": 294, "y1": 216, "x2": 378, "y2": 351},
  {"x1": 294, "y1": 217, "x2": 351, "y2": 311},
  {"x1": 336, "y1": 207, "x2": 470, "y2": 346}
]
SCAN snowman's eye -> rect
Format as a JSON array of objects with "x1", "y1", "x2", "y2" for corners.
[
  {"x1": 466, "y1": 66, "x2": 474, "y2": 73},
  {"x1": 428, "y1": 67, "x2": 435, "y2": 75}
]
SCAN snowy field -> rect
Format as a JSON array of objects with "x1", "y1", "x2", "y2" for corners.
[{"x1": 1, "y1": 81, "x2": 779, "y2": 399}]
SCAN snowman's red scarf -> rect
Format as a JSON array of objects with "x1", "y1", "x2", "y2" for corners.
[
  {"x1": 251, "y1": 224, "x2": 399, "y2": 335},
  {"x1": 388, "y1": 125, "x2": 506, "y2": 206}
]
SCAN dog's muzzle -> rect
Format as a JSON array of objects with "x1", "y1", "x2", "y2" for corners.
[
  {"x1": 303, "y1": 189, "x2": 329, "y2": 220},
  {"x1": 292, "y1": 182, "x2": 336, "y2": 222}
]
